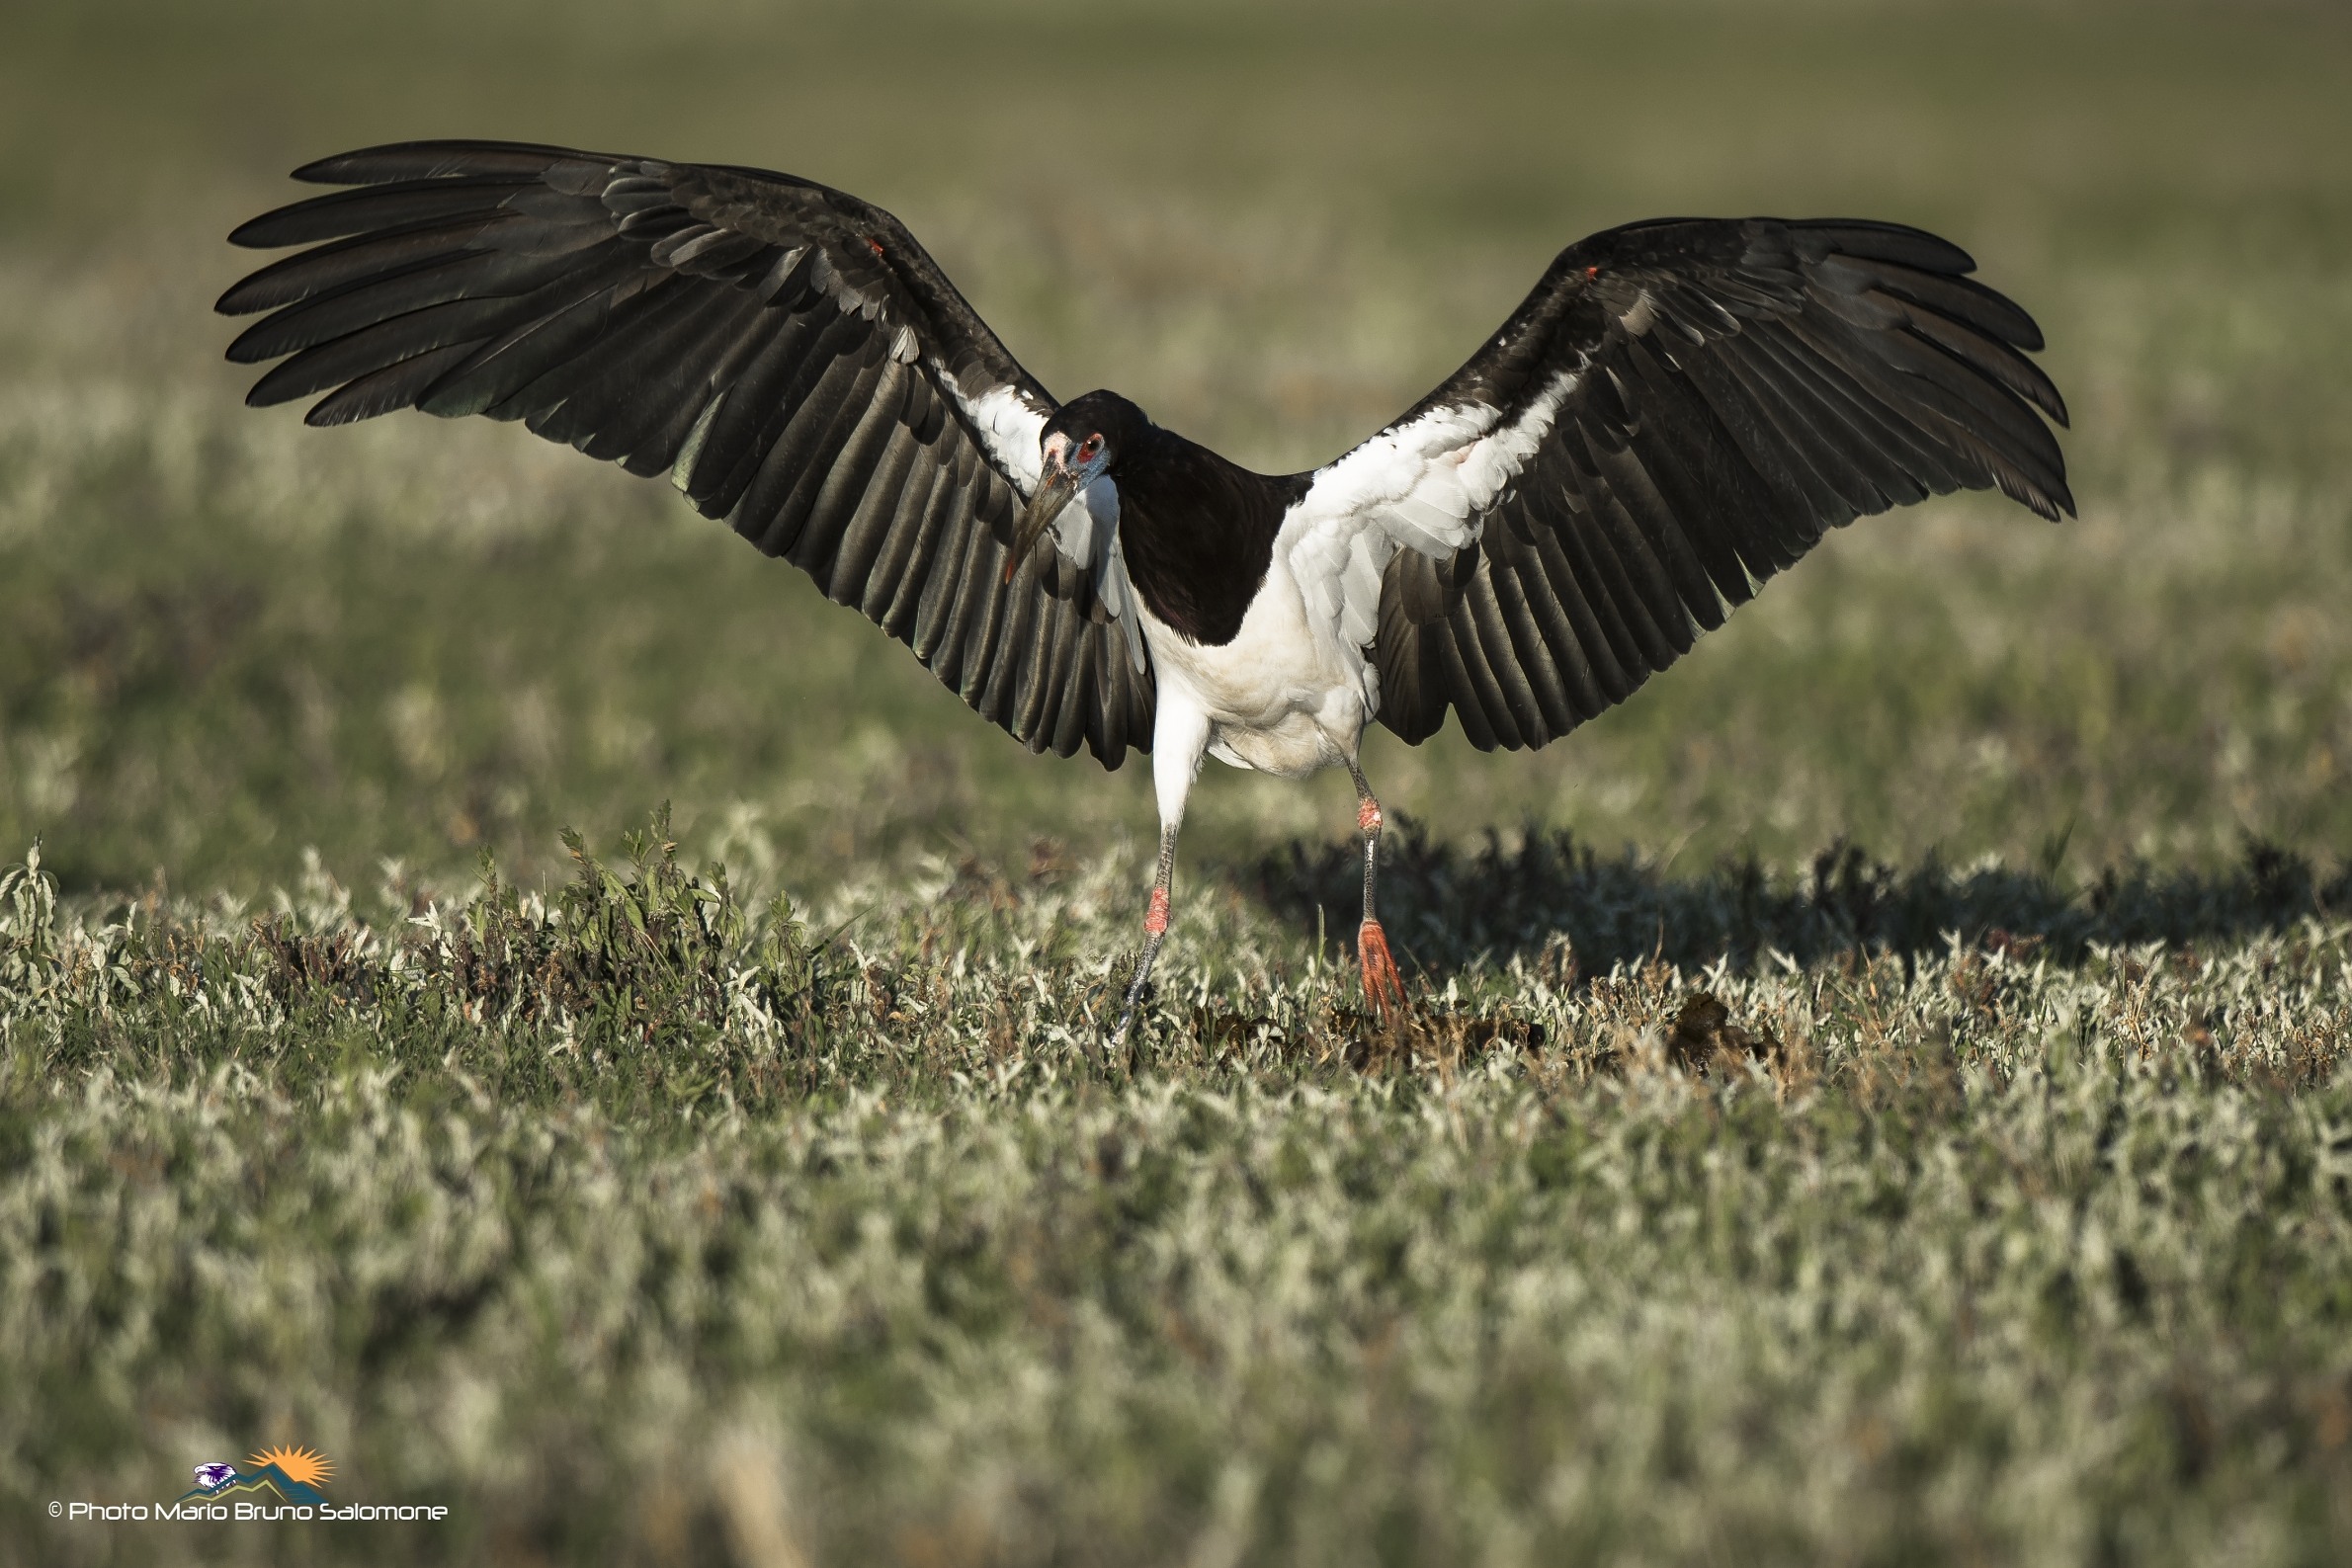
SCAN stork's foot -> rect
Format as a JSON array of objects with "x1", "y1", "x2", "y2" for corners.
[
  {"x1": 1109, "y1": 976, "x2": 1156, "y2": 1050},
  {"x1": 1358, "y1": 918, "x2": 1406, "y2": 1017},
  {"x1": 1108, "y1": 927, "x2": 1162, "y2": 1055}
]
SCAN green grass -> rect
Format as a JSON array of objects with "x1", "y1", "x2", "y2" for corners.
[
  {"x1": 2, "y1": 0, "x2": 2351, "y2": 1562},
  {"x1": 4, "y1": 834, "x2": 2349, "y2": 1565}
]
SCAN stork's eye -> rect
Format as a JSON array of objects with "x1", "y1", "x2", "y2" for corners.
[{"x1": 1077, "y1": 434, "x2": 1103, "y2": 462}]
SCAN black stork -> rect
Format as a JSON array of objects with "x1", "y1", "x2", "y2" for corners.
[{"x1": 217, "y1": 140, "x2": 2072, "y2": 1042}]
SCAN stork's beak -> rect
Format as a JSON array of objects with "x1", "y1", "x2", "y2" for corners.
[{"x1": 1007, "y1": 458, "x2": 1079, "y2": 584}]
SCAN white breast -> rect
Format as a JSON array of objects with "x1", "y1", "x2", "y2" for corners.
[{"x1": 1138, "y1": 548, "x2": 1373, "y2": 780}]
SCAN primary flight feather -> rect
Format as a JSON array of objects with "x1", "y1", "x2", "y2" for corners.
[{"x1": 219, "y1": 139, "x2": 2071, "y2": 1040}]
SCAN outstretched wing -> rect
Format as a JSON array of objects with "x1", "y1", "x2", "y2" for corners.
[
  {"x1": 218, "y1": 139, "x2": 1153, "y2": 766},
  {"x1": 1281, "y1": 216, "x2": 2070, "y2": 750}
]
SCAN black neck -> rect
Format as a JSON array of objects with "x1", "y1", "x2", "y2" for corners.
[{"x1": 1115, "y1": 427, "x2": 1306, "y2": 646}]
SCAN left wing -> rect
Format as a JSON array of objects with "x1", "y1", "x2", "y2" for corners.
[
  {"x1": 216, "y1": 139, "x2": 1153, "y2": 765},
  {"x1": 1280, "y1": 216, "x2": 2071, "y2": 750}
]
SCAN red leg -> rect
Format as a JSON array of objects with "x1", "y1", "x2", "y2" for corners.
[
  {"x1": 1347, "y1": 763, "x2": 1404, "y2": 1016},
  {"x1": 1114, "y1": 830, "x2": 1181, "y2": 1046},
  {"x1": 1358, "y1": 918, "x2": 1405, "y2": 1016}
]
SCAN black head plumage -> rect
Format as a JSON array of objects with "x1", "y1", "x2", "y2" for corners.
[{"x1": 1043, "y1": 390, "x2": 1155, "y2": 469}]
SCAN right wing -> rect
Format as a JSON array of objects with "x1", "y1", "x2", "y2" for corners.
[
  {"x1": 1281, "y1": 216, "x2": 2070, "y2": 750},
  {"x1": 218, "y1": 139, "x2": 1153, "y2": 766}
]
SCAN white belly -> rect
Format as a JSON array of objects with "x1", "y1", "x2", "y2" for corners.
[{"x1": 1136, "y1": 551, "x2": 1371, "y2": 779}]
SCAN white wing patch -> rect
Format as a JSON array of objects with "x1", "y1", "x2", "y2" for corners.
[
  {"x1": 1050, "y1": 477, "x2": 1148, "y2": 674},
  {"x1": 1279, "y1": 369, "x2": 1580, "y2": 713},
  {"x1": 939, "y1": 375, "x2": 1050, "y2": 494}
]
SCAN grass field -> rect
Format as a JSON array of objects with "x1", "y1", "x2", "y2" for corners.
[{"x1": 3, "y1": 0, "x2": 2351, "y2": 1562}]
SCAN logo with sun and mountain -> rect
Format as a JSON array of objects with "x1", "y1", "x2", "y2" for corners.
[{"x1": 175, "y1": 1446, "x2": 335, "y2": 1507}]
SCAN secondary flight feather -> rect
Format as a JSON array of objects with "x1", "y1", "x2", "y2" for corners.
[{"x1": 219, "y1": 139, "x2": 2071, "y2": 1041}]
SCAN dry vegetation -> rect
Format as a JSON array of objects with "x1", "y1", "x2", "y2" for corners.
[{"x1": 2, "y1": 1, "x2": 2350, "y2": 1563}]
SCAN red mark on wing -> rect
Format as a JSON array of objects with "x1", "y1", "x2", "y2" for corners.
[
  {"x1": 1585, "y1": 266, "x2": 1600, "y2": 279},
  {"x1": 866, "y1": 236, "x2": 885, "y2": 258}
]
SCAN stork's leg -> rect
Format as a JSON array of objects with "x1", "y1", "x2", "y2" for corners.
[
  {"x1": 1112, "y1": 825, "x2": 1180, "y2": 1045},
  {"x1": 1114, "y1": 697, "x2": 1211, "y2": 1049},
  {"x1": 1348, "y1": 760, "x2": 1405, "y2": 1016}
]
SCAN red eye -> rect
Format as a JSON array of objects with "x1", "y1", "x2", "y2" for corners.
[{"x1": 1078, "y1": 435, "x2": 1102, "y2": 461}]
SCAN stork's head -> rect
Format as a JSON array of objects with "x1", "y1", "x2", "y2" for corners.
[{"x1": 1008, "y1": 391, "x2": 1146, "y2": 581}]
